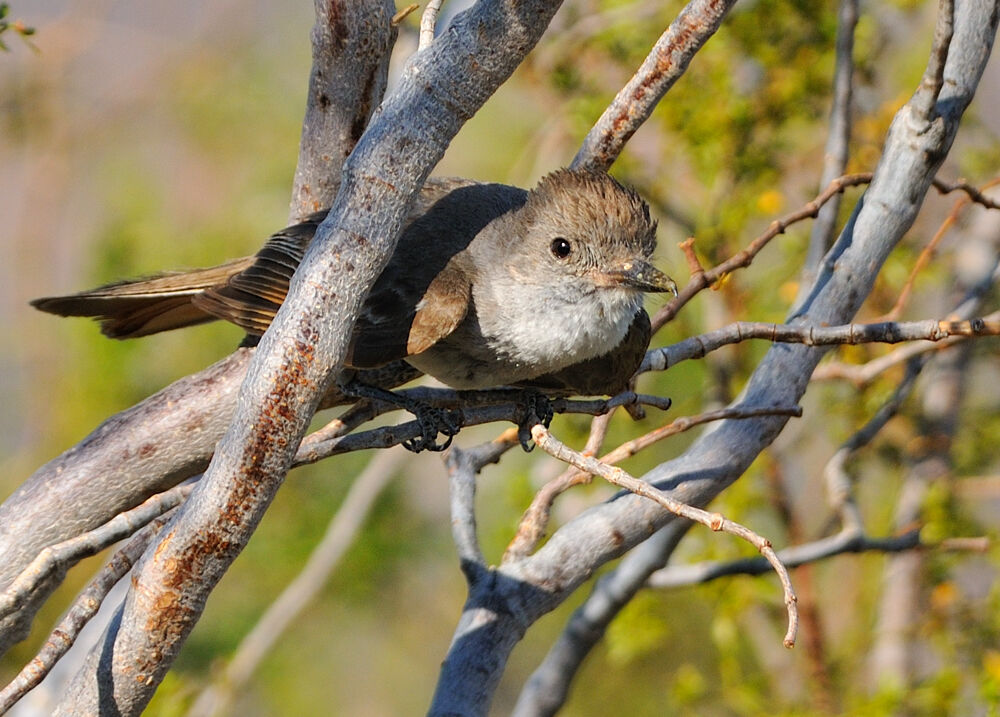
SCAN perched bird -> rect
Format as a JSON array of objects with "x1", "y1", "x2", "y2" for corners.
[{"x1": 33, "y1": 169, "x2": 677, "y2": 449}]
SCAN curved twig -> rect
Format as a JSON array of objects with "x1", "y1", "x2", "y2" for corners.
[{"x1": 531, "y1": 425, "x2": 798, "y2": 648}]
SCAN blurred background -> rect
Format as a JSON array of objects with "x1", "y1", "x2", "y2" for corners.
[{"x1": 2, "y1": 0, "x2": 1000, "y2": 714}]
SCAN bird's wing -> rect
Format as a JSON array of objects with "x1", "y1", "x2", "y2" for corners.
[
  {"x1": 195, "y1": 179, "x2": 482, "y2": 338},
  {"x1": 346, "y1": 255, "x2": 472, "y2": 368}
]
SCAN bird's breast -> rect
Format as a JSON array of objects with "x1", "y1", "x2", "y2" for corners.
[{"x1": 405, "y1": 278, "x2": 642, "y2": 389}]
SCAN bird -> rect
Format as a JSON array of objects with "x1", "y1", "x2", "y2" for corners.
[{"x1": 33, "y1": 169, "x2": 677, "y2": 449}]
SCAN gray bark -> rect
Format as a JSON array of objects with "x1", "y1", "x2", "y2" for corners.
[
  {"x1": 0, "y1": 0, "x2": 398, "y2": 659},
  {"x1": 0, "y1": 1, "x2": 995, "y2": 715},
  {"x1": 52, "y1": 0, "x2": 566, "y2": 713},
  {"x1": 0, "y1": 350, "x2": 251, "y2": 654}
]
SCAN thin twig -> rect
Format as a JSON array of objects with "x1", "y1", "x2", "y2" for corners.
[
  {"x1": 505, "y1": 412, "x2": 615, "y2": 561},
  {"x1": 802, "y1": 0, "x2": 858, "y2": 277},
  {"x1": 764, "y1": 455, "x2": 836, "y2": 711},
  {"x1": 815, "y1": 269, "x2": 1000, "y2": 384},
  {"x1": 0, "y1": 482, "x2": 194, "y2": 622},
  {"x1": 447, "y1": 429, "x2": 520, "y2": 578},
  {"x1": 506, "y1": 404, "x2": 801, "y2": 560},
  {"x1": 811, "y1": 340, "x2": 950, "y2": 384},
  {"x1": 912, "y1": 0, "x2": 954, "y2": 120},
  {"x1": 531, "y1": 425, "x2": 798, "y2": 648},
  {"x1": 419, "y1": 0, "x2": 444, "y2": 50},
  {"x1": 0, "y1": 516, "x2": 171, "y2": 713},
  {"x1": 391, "y1": 4, "x2": 419, "y2": 26},
  {"x1": 655, "y1": 170, "x2": 1000, "y2": 332},
  {"x1": 643, "y1": 315, "x2": 1000, "y2": 374},
  {"x1": 883, "y1": 187, "x2": 999, "y2": 323},
  {"x1": 651, "y1": 172, "x2": 874, "y2": 331},
  {"x1": 295, "y1": 391, "x2": 665, "y2": 464},
  {"x1": 883, "y1": 177, "x2": 1000, "y2": 321},
  {"x1": 932, "y1": 176, "x2": 1000, "y2": 210},
  {"x1": 824, "y1": 358, "x2": 926, "y2": 530},
  {"x1": 647, "y1": 528, "x2": 921, "y2": 588},
  {"x1": 648, "y1": 529, "x2": 989, "y2": 590}
]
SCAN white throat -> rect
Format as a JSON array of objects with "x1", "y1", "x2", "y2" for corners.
[{"x1": 479, "y1": 281, "x2": 641, "y2": 374}]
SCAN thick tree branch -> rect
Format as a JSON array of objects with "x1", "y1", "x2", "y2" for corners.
[
  {"x1": 0, "y1": 349, "x2": 251, "y2": 654},
  {"x1": 55, "y1": 1, "x2": 569, "y2": 713},
  {"x1": 512, "y1": 522, "x2": 690, "y2": 717},
  {"x1": 185, "y1": 449, "x2": 405, "y2": 717},
  {"x1": 289, "y1": 0, "x2": 397, "y2": 220}
]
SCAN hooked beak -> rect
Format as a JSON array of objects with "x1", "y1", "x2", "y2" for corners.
[{"x1": 603, "y1": 260, "x2": 678, "y2": 296}]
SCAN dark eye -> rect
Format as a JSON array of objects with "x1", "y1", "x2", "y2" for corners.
[{"x1": 550, "y1": 238, "x2": 572, "y2": 259}]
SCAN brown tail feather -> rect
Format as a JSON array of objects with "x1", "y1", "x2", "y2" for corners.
[{"x1": 30, "y1": 258, "x2": 253, "y2": 339}]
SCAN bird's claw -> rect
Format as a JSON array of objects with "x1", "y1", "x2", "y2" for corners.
[
  {"x1": 517, "y1": 391, "x2": 553, "y2": 452},
  {"x1": 402, "y1": 406, "x2": 463, "y2": 453}
]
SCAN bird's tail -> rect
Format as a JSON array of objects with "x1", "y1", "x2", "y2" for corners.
[{"x1": 30, "y1": 258, "x2": 254, "y2": 339}]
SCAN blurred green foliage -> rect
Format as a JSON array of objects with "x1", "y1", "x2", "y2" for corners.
[{"x1": 0, "y1": 2, "x2": 34, "y2": 52}]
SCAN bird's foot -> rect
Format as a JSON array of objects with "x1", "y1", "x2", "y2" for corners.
[
  {"x1": 402, "y1": 404, "x2": 462, "y2": 453},
  {"x1": 517, "y1": 390, "x2": 554, "y2": 452},
  {"x1": 339, "y1": 377, "x2": 462, "y2": 453}
]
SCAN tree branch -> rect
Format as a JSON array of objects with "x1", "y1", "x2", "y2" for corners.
[
  {"x1": 55, "y1": 1, "x2": 569, "y2": 713},
  {"x1": 289, "y1": 0, "x2": 397, "y2": 221},
  {"x1": 0, "y1": 482, "x2": 192, "y2": 624},
  {"x1": 799, "y1": 0, "x2": 858, "y2": 289},
  {"x1": 185, "y1": 449, "x2": 405, "y2": 717},
  {"x1": 643, "y1": 314, "x2": 1000, "y2": 373},
  {"x1": 506, "y1": 404, "x2": 802, "y2": 560},
  {"x1": 0, "y1": 516, "x2": 171, "y2": 713},
  {"x1": 571, "y1": 0, "x2": 738, "y2": 172},
  {"x1": 531, "y1": 424, "x2": 799, "y2": 647},
  {"x1": 447, "y1": 432, "x2": 521, "y2": 581},
  {"x1": 647, "y1": 528, "x2": 922, "y2": 589}
]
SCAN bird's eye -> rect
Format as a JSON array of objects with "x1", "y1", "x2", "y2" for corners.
[{"x1": 550, "y1": 238, "x2": 572, "y2": 260}]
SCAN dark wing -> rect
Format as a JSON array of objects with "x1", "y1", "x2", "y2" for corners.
[
  {"x1": 519, "y1": 309, "x2": 652, "y2": 396},
  {"x1": 194, "y1": 179, "x2": 483, "y2": 338},
  {"x1": 346, "y1": 256, "x2": 472, "y2": 368},
  {"x1": 346, "y1": 180, "x2": 526, "y2": 368}
]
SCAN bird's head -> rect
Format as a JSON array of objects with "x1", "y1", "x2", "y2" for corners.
[{"x1": 514, "y1": 169, "x2": 677, "y2": 301}]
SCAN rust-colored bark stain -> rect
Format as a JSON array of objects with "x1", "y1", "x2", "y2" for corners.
[
  {"x1": 594, "y1": 0, "x2": 726, "y2": 166},
  {"x1": 133, "y1": 324, "x2": 323, "y2": 680},
  {"x1": 328, "y1": 0, "x2": 350, "y2": 47},
  {"x1": 610, "y1": 529, "x2": 624, "y2": 548}
]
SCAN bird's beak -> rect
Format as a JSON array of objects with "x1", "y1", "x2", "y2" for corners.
[{"x1": 603, "y1": 260, "x2": 678, "y2": 296}]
